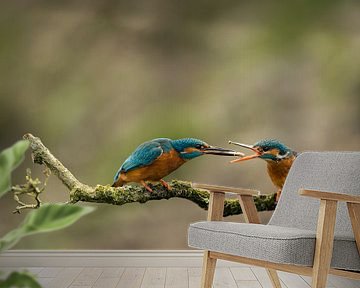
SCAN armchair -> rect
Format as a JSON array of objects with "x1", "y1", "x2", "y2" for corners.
[{"x1": 188, "y1": 152, "x2": 360, "y2": 288}]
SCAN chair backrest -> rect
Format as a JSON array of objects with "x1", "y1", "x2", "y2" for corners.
[{"x1": 269, "y1": 152, "x2": 360, "y2": 239}]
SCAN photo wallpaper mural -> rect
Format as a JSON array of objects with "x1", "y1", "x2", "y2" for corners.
[{"x1": 0, "y1": 0, "x2": 359, "y2": 250}]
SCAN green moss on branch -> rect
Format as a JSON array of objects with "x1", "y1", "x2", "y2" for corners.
[
  {"x1": 70, "y1": 180, "x2": 276, "y2": 216},
  {"x1": 24, "y1": 133, "x2": 277, "y2": 216}
]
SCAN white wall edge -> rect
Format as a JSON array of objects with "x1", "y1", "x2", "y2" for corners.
[{"x1": 0, "y1": 250, "x2": 247, "y2": 267}]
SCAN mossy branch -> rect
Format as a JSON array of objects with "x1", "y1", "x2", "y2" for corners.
[{"x1": 22, "y1": 133, "x2": 276, "y2": 216}]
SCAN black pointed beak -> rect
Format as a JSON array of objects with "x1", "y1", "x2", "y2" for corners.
[{"x1": 202, "y1": 146, "x2": 245, "y2": 157}]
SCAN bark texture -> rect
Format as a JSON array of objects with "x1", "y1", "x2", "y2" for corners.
[{"x1": 23, "y1": 133, "x2": 276, "y2": 216}]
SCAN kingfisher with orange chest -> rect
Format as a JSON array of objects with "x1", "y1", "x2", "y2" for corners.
[
  {"x1": 112, "y1": 138, "x2": 243, "y2": 192},
  {"x1": 229, "y1": 139, "x2": 298, "y2": 201}
]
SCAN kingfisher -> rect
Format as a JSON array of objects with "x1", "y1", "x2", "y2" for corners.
[
  {"x1": 112, "y1": 138, "x2": 243, "y2": 192},
  {"x1": 229, "y1": 139, "x2": 298, "y2": 201}
]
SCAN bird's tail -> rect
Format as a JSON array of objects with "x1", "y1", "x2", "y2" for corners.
[{"x1": 112, "y1": 178, "x2": 125, "y2": 187}]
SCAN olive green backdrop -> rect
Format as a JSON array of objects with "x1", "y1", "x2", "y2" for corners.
[{"x1": 1, "y1": 0, "x2": 359, "y2": 249}]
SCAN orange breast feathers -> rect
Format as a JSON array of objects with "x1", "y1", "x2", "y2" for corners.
[
  {"x1": 266, "y1": 157, "x2": 295, "y2": 189},
  {"x1": 119, "y1": 149, "x2": 186, "y2": 183}
]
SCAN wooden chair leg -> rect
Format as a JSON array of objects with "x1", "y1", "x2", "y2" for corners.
[
  {"x1": 266, "y1": 269, "x2": 282, "y2": 288},
  {"x1": 347, "y1": 202, "x2": 360, "y2": 254},
  {"x1": 201, "y1": 251, "x2": 217, "y2": 288},
  {"x1": 200, "y1": 191, "x2": 224, "y2": 288},
  {"x1": 238, "y1": 195, "x2": 282, "y2": 287},
  {"x1": 312, "y1": 200, "x2": 337, "y2": 288}
]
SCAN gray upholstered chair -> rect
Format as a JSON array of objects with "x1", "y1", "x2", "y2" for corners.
[{"x1": 188, "y1": 152, "x2": 360, "y2": 288}]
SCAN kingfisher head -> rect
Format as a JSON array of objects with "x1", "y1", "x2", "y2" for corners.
[
  {"x1": 171, "y1": 138, "x2": 244, "y2": 160},
  {"x1": 229, "y1": 139, "x2": 295, "y2": 163}
]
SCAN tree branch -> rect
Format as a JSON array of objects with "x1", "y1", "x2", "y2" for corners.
[{"x1": 22, "y1": 133, "x2": 276, "y2": 216}]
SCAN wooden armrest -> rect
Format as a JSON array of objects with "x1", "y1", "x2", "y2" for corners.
[
  {"x1": 301, "y1": 189, "x2": 360, "y2": 260},
  {"x1": 192, "y1": 183, "x2": 259, "y2": 196},
  {"x1": 197, "y1": 183, "x2": 261, "y2": 223},
  {"x1": 299, "y1": 189, "x2": 360, "y2": 204}
]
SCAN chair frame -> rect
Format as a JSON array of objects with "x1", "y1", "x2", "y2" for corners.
[{"x1": 193, "y1": 183, "x2": 360, "y2": 288}]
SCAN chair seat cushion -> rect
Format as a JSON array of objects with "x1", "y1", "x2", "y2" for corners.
[{"x1": 188, "y1": 221, "x2": 360, "y2": 272}]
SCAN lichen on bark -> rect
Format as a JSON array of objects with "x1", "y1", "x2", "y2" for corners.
[
  {"x1": 70, "y1": 180, "x2": 276, "y2": 216},
  {"x1": 22, "y1": 133, "x2": 276, "y2": 216}
]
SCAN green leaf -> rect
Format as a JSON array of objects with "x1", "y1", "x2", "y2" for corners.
[
  {"x1": 0, "y1": 204, "x2": 95, "y2": 251},
  {"x1": 23, "y1": 204, "x2": 95, "y2": 233},
  {"x1": 0, "y1": 140, "x2": 30, "y2": 198},
  {"x1": 0, "y1": 271, "x2": 41, "y2": 288},
  {"x1": 0, "y1": 227, "x2": 26, "y2": 252}
]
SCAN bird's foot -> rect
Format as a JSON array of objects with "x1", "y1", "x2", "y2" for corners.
[
  {"x1": 160, "y1": 179, "x2": 172, "y2": 191},
  {"x1": 141, "y1": 180, "x2": 153, "y2": 193}
]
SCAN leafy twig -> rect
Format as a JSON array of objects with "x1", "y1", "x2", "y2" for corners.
[{"x1": 12, "y1": 168, "x2": 50, "y2": 214}]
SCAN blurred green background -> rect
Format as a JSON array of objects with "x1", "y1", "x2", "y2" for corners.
[{"x1": 1, "y1": 1, "x2": 359, "y2": 249}]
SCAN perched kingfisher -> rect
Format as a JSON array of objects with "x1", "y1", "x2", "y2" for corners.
[
  {"x1": 112, "y1": 138, "x2": 243, "y2": 192},
  {"x1": 229, "y1": 139, "x2": 298, "y2": 201}
]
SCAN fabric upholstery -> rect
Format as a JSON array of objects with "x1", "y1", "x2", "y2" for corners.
[
  {"x1": 188, "y1": 152, "x2": 360, "y2": 271},
  {"x1": 269, "y1": 152, "x2": 360, "y2": 238},
  {"x1": 188, "y1": 221, "x2": 360, "y2": 271}
]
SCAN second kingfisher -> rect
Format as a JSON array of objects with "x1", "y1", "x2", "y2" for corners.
[{"x1": 229, "y1": 139, "x2": 298, "y2": 201}]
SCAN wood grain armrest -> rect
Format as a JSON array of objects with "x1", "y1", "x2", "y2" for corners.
[
  {"x1": 197, "y1": 183, "x2": 261, "y2": 222},
  {"x1": 192, "y1": 183, "x2": 259, "y2": 196},
  {"x1": 299, "y1": 189, "x2": 360, "y2": 204}
]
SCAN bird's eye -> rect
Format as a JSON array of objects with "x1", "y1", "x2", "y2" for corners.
[
  {"x1": 262, "y1": 146, "x2": 269, "y2": 152},
  {"x1": 195, "y1": 144, "x2": 202, "y2": 149}
]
